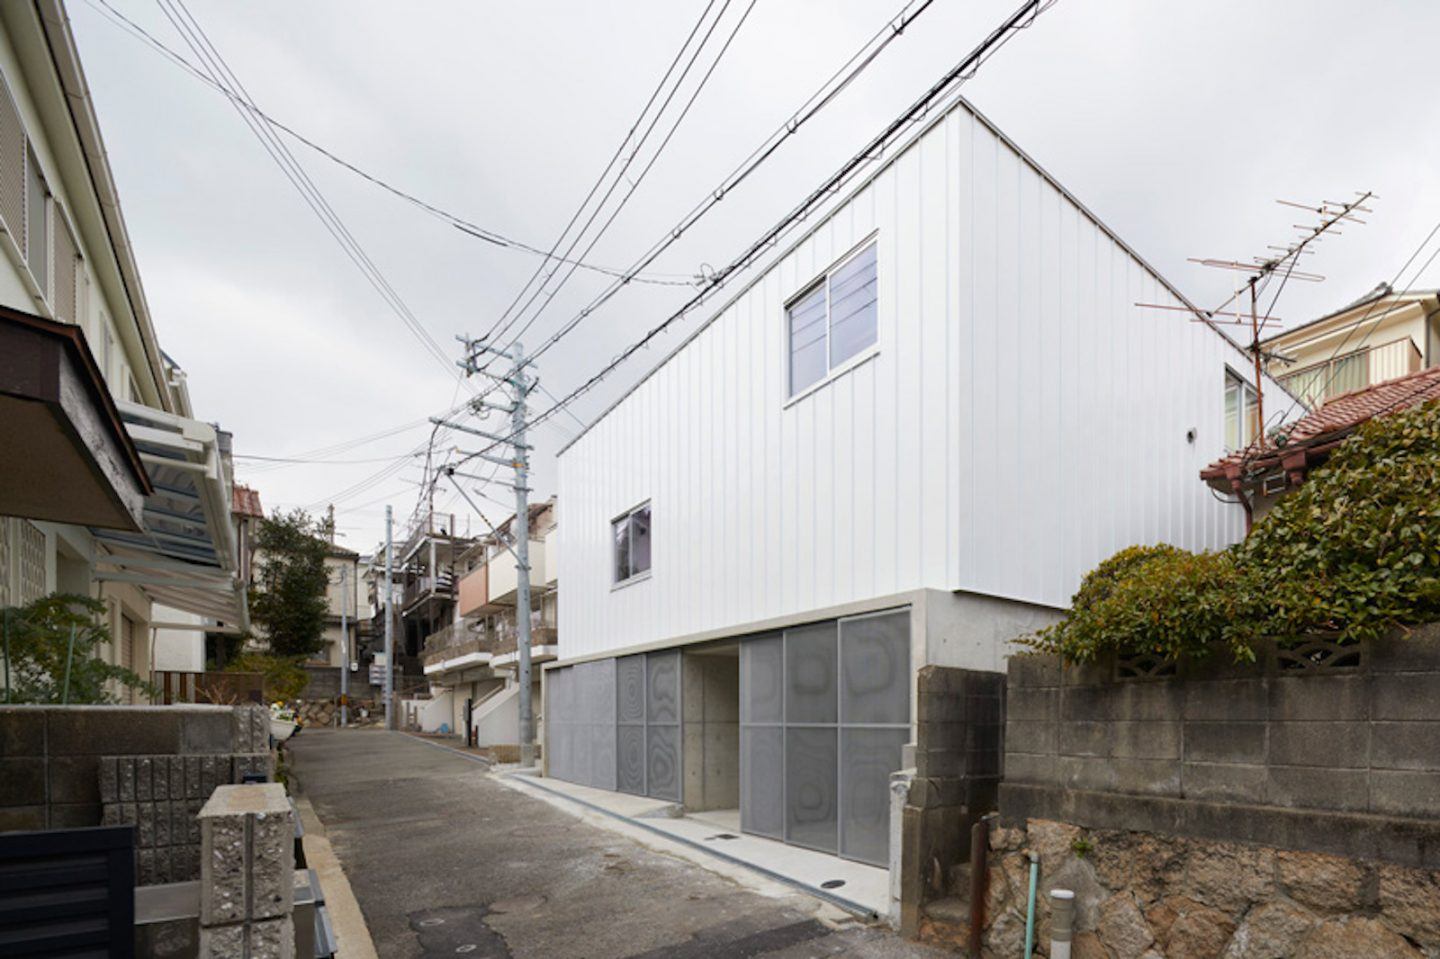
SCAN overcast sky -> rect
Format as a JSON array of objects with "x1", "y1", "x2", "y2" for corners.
[{"x1": 69, "y1": 0, "x2": 1440, "y2": 553}]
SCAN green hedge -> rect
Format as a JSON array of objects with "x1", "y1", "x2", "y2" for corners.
[{"x1": 1026, "y1": 399, "x2": 1440, "y2": 664}]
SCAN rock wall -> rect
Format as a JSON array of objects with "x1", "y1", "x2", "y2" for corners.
[{"x1": 981, "y1": 818, "x2": 1440, "y2": 959}]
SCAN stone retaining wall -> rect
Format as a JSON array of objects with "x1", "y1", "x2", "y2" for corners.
[
  {"x1": 1002, "y1": 628, "x2": 1440, "y2": 870},
  {"x1": 980, "y1": 818, "x2": 1440, "y2": 959}
]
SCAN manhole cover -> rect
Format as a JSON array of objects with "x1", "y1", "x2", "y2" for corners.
[
  {"x1": 821, "y1": 879, "x2": 846, "y2": 889},
  {"x1": 488, "y1": 894, "x2": 548, "y2": 914}
]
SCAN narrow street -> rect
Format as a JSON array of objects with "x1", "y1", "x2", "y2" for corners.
[{"x1": 288, "y1": 728, "x2": 948, "y2": 959}]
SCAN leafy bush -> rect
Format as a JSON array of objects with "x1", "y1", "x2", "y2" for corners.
[
  {"x1": 1027, "y1": 400, "x2": 1440, "y2": 664},
  {"x1": 226, "y1": 652, "x2": 309, "y2": 701},
  {"x1": 249, "y1": 510, "x2": 330, "y2": 659},
  {"x1": 0, "y1": 594, "x2": 156, "y2": 703}
]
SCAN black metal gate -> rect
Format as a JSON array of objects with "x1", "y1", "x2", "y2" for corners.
[{"x1": 0, "y1": 825, "x2": 135, "y2": 958}]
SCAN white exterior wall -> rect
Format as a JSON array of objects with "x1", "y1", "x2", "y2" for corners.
[{"x1": 559, "y1": 98, "x2": 1283, "y2": 661}]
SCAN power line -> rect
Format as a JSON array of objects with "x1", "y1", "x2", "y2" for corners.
[
  {"x1": 153, "y1": 0, "x2": 471, "y2": 389},
  {"x1": 482, "y1": 0, "x2": 761, "y2": 359},
  {"x1": 81, "y1": 0, "x2": 697, "y2": 289},
  {"x1": 501, "y1": 0, "x2": 950, "y2": 370},
  {"x1": 472, "y1": 0, "x2": 730, "y2": 353},
  {"x1": 495, "y1": 0, "x2": 1057, "y2": 443}
]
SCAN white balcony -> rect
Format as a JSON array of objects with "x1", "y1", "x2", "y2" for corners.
[{"x1": 487, "y1": 540, "x2": 546, "y2": 606}]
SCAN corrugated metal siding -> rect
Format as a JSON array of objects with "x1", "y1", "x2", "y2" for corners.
[{"x1": 559, "y1": 101, "x2": 1265, "y2": 660}]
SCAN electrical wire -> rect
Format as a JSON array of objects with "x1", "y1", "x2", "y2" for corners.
[
  {"x1": 482, "y1": 0, "x2": 760, "y2": 360},
  {"x1": 501, "y1": 0, "x2": 953, "y2": 370},
  {"x1": 487, "y1": 0, "x2": 1056, "y2": 445},
  {"x1": 81, "y1": 0, "x2": 696, "y2": 288},
  {"x1": 153, "y1": 0, "x2": 471, "y2": 391},
  {"x1": 474, "y1": 0, "x2": 731, "y2": 351}
]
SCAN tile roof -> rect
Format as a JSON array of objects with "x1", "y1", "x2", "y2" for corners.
[
  {"x1": 232, "y1": 484, "x2": 264, "y2": 518},
  {"x1": 1202, "y1": 365, "x2": 1440, "y2": 485}
]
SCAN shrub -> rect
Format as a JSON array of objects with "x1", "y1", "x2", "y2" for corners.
[
  {"x1": 1028, "y1": 400, "x2": 1440, "y2": 664},
  {"x1": 227, "y1": 652, "x2": 309, "y2": 701},
  {"x1": 0, "y1": 594, "x2": 156, "y2": 703}
]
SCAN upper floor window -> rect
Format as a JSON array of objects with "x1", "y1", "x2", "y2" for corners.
[
  {"x1": 612, "y1": 502, "x2": 651, "y2": 585},
  {"x1": 1224, "y1": 371, "x2": 1259, "y2": 451},
  {"x1": 787, "y1": 241, "x2": 877, "y2": 396}
]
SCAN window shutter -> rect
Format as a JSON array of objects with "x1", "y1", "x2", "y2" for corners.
[
  {"x1": 0, "y1": 73, "x2": 23, "y2": 251},
  {"x1": 53, "y1": 217, "x2": 78, "y2": 324}
]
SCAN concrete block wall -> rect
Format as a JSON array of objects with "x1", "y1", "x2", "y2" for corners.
[
  {"x1": 0, "y1": 704, "x2": 272, "y2": 883},
  {"x1": 899, "y1": 665, "x2": 1004, "y2": 935},
  {"x1": 1001, "y1": 626, "x2": 1440, "y2": 870}
]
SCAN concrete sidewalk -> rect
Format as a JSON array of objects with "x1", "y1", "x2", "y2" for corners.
[{"x1": 287, "y1": 728, "x2": 946, "y2": 959}]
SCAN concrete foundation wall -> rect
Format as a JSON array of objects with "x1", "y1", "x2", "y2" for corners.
[
  {"x1": 921, "y1": 589, "x2": 1062, "y2": 674},
  {"x1": 1002, "y1": 626, "x2": 1440, "y2": 870},
  {"x1": 682, "y1": 650, "x2": 740, "y2": 812}
]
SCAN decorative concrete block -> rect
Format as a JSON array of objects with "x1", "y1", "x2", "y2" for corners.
[
  {"x1": 98, "y1": 757, "x2": 119, "y2": 803},
  {"x1": 200, "y1": 756, "x2": 220, "y2": 795},
  {"x1": 136, "y1": 757, "x2": 154, "y2": 802},
  {"x1": 186, "y1": 756, "x2": 203, "y2": 798},
  {"x1": 248, "y1": 916, "x2": 295, "y2": 959},
  {"x1": 152, "y1": 755, "x2": 170, "y2": 800},
  {"x1": 199, "y1": 923, "x2": 245, "y2": 958},
  {"x1": 118, "y1": 758, "x2": 137, "y2": 802},
  {"x1": 170, "y1": 756, "x2": 186, "y2": 797},
  {"x1": 198, "y1": 783, "x2": 295, "y2": 925},
  {"x1": 138, "y1": 801, "x2": 156, "y2": 847},
  {"x1": 138, "y1": 848, "x2": 156, "y2": 885},
  {"x1": 199, "y1": 803, "x2": 248, "y2": 924},
  {"x1": 154, "y1": 801, "x2": 171, "y2": 847}
]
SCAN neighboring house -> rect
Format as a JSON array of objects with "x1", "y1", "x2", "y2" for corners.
[
  {"x1": 1202, "y1": 364, "x2": 1440, "y2": 521},
  {"x1": 318, "y1": 543, "x2": 367, "y2": 669},
  {"x1": 549, "y1": 91, "x2": 1285, "y2": 871},
  {"x1": 0, "y1": 0, "x2": 244, "y2": 698},
  {"x1": 1262, "y1": 285, "x2": 1440, "y2": 411},
  {"x1": 392, "y1": 509, "x2": 475, "y2": 679},
  {"x1": 420, "y1": 499, "x2": 558, "y2": 750}
]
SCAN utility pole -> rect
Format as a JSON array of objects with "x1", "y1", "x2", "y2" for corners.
[
  {"x1": 384, "y1": 504, "x2": 395, "y2": 731},
  {"x1": 511, "y1": 343, "x2": 535, "y2": 768},
  {"x1": 433, "y1": 336, "x2": 537, "y2": 766},
  {"x1": 339, "y1": 563, "x2": 349, "y2": 728}
]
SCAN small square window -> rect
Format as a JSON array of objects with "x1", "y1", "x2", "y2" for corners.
[
  {"x1": 612, "y1": 502, "x2": 651, "y2": 584},
  {"x1": 786, "y1": 241, "x2": 878, "y2": 397}
]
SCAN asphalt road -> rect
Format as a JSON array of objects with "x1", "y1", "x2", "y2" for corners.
[{"x1": 288, "y1": 728, "x2": 948, "y2": 959}]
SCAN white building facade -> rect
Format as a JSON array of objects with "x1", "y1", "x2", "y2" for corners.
[{"x1": 550, "y1": 94, "x2": 1285, "y2": 869}]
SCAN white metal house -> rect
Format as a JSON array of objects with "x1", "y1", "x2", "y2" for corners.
[{"x1": 547, "y1": 91, "x2": 1283, "y2": 869}]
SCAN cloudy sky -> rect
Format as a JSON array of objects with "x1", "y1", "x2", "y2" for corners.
[{"x1": 69, "y1": 0, "x2": 1440, "y2": 553}]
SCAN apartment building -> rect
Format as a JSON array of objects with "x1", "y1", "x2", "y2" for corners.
[
  {"x1": 420, "y1": 499, "x2": 558, "y2": 751},
  {"x1": 548, "y1": 90, "x2": 1285, "y2": 871},
  {"x1": 0, "y1": 0, "x2": 244, "y2": 690}
]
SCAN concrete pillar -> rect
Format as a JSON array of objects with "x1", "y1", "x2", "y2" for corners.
[{"x1": 197, "y1": 783, "x2": 295, "y2": 959}]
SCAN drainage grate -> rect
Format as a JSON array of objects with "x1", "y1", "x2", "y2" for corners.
[
  {"x1": 820, "y1": 879, "x2": 846, "y2": 889},
  {"x1": 704, "y1": 833, "x2": 741, "y2": 841}
]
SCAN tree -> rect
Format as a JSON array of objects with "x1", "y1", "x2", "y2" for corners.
[
  {"x1": 250, "y1": 510, "x2": 330, "y2": 659},
  {"x1": 1, "y1": 594, "x2": 155, "y2": 703}
]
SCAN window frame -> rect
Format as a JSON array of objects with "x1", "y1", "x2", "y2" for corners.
[
  {"x1": 1223, "y1": 369, "x2": 1260, "y2": 452},
  {"x1": 610, "y1": 500, "x2": 652, "y2": 589},
  {"x1": 784, "y1": 236, "x2": 880, "y2": 404}
]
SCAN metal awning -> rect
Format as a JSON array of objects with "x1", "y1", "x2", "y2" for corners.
[{"x1": 91, "y1": 402, "x2": 249, "y2": 630}]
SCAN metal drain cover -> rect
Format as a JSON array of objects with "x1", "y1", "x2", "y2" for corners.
[{"x1": 820, "y1": 879, "x2": 846, "y2": 889}]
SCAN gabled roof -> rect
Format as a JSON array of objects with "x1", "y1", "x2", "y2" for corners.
[
  {"x1": 1202, "y1": 365, "x2": 1440, "y2": 491},
  {"x1": 1261, "y1": 284, "x2": 1439, "y2": 347}
]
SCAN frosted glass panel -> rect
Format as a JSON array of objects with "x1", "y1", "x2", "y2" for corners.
[
  {"x1": 840, "y1": 728, "x2": 908, "y2": 865},
  {"x1": 647, "y1": 651, "x2": 680, "y2": 724},
  {"x1": 741, "y1": 727, "x2": 783, "y2": 839},
  {"x1": 785, "y1": 727, "x2": 838, "y2": 853},
  {"x1": 840, "y1": 611, "x2": 911, "y2": 725},
  {"x1": 647, "y1": 725, "x2": 681, "y2": 801},
  {"x1": 741, "y1": 635, "x2": 783, "y2": 724},
  {"x1": 785, "y1": 622, "x2": 837, "y2": 724}
]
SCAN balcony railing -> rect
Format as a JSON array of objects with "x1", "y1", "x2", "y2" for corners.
[
  {"x1": 1276, "y1": 337, "x2": 1421, "y2": 409},
  {"x1": 402, "y1": 572, "x2": 455, "y2": 610},
  {"x1": 422, "y1": 617, "x2": 558, "y2": 668}
]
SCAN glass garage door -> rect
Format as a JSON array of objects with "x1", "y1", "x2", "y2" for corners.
[{"x1": 740, "y1": 609, "x2": 910, "y2": 866}]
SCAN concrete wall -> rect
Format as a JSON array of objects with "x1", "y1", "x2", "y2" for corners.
[
  {"x1": 1002, "y1": 627, "x2": 1440, "y2": 870},
  {"x1": 681, "y1": 650, "x2": 740, "y2": 812},
  {"x1": 898, "y1": 666, "x2": 1004, "y2": 935}
]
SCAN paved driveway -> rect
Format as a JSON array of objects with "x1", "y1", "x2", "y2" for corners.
[{"x1": 288, "y1": 728, "x2": 946, "y2": 958}]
